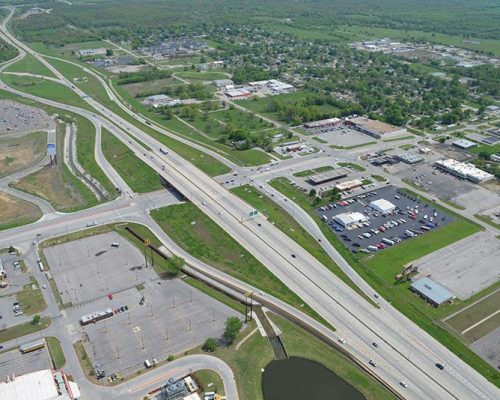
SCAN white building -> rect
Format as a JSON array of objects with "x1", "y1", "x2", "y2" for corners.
[
  {"x1": 370, "y1": 199, "x2": 396, "y2": 214},
  {"x1": 0, "y1": 369, "x2": 81, "y2": 400},
  {"x1": 142, "y1": 94, "x2": 180, "y2": 108},
  {"x1": 434, "y1": 159, "x2": 494, "y2": 183},
  {"x1": 334, "y1": 212, "x2": 368, "y2": 228},
  {"x1": 77, "y1": 48, "x2": 107, "y2": 57}
]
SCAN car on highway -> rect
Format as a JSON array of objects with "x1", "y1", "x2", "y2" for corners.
[
  {"x1": 436, "y1": 363, "x2": 444, "y2": 370},
  {"x1": 369, "y1": 359, "x2": 377, "y2": 367},
  {"x1": 372, "y1": 342, "x2": 378, "y2": 347},
  {"x1": 399, "y1": 381, "x2": 408, "y2": 388},
  {"x1": 86, "y1": 221, "x2": 97, "y2": 227},
  {"x1": 291, "y1": 254, "x2": 296, "y2": 258}
]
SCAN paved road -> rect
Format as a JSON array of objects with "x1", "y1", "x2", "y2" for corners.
[{"x1": 1, "y1": 8, "x2": 499, "y2": 400}]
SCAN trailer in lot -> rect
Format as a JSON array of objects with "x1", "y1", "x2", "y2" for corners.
[{"x1": 19, "y1": 339, "x2": 46, "y2": 354}]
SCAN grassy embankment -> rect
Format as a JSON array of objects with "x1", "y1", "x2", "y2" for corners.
[
  {"x1": 150, "y1": 203, "x2": 329, "y2": 326},
  {"x1": 101, "y1": 128, "x2": 163, "y2": 193},
  {"x1": 46, "y1": 336, "x2": 66, "y2": 369}
]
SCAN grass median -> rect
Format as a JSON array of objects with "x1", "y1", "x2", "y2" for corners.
[
  {"x1": 46, "y1": 336, "x2": 66, "y2": 369},
  {"x1": 0, "y1": 317, "x2": 51, "y2": 343},
  {"x1": 150, "y1": 203, "x2": 330, "y2": 326}
]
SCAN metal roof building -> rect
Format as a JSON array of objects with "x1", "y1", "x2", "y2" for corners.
[
  {"x1": 410, "y1": 277, "x2": 454, "y2": 307},
  {"x1": 308, "y1": 168, "x2": 349, "y2": 185},
  {"x1": 395, "y1": 152, "x2": 424, "y2": 164},
  {"x1": 333, "y1": 212, "x2": 368, "y2": 228},
  {"x1": 370, "y1": 199, "x2": 396, "y2": 214},
  {"x1": 452, "y1": 139, "x2": 477, "y2": 149}
]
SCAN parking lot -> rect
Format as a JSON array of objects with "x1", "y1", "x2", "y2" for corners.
[
  {"x1": 78, "y1": 279, "x2": 239, "y2": 379},
  {"x1": 307, "y1": 125, "x2": 375, "y2": 148},
  {"x1": 315, "y1": 185, "x2": 454, "y2": 253},
  {"x1": 412, "y1": 232, "x2": 500, "y2": 299},
  {"x1": 43, "y1": 232, "x2": 155, "y2": 306},
  {"x1": 470, "y1": 328, "x2": 500, "y2": 369},
  {"x1": 0, "y1": 100, "x2": 54, "y2": 136},
  {"x1": 0, "y1": 344, "x2": 52, "y2": 377}
]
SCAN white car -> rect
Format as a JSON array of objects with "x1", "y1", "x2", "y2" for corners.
[
  {"x1": 86, "y1": 221, "x2": 97, "y2": 227},
  {"x1": 400, "y1": 381, "x2": 408, "y2": 388},
  {"x1": 338, "y1": 338, "x2": 346, "y2": 344}
]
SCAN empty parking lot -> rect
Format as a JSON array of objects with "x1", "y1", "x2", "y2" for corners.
[
  {"x1": 80, "y1": 279, "x2": 239, "y2": 378},
  {"x1": 0, "y1": 343, "x2": 51, "y2": 378},
  {"x1": 43, "y1": 232, "x2": 155, "y2": 306},
  {"x1": 315, "y1": 185, "x2": 454, "y2": 254}
]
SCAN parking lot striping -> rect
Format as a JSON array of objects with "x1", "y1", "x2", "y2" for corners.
[
  {"x1": 128, "y1": 368, "x2": 181, "y2": 393},
  {"x1": 461, "y1": 309, "x2": 500, "y2": 334}
]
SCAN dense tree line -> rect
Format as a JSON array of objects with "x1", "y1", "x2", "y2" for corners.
[{"x1": 116, "y1": 69, "x2": 172, "y2": 85}]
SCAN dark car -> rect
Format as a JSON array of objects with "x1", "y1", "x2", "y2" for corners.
[
  {"x1": 436, "y1": 363, "x2": 444, "y2": 370},
  {"x1": 372, "y1": 342, "x2": 378, "y2": 347},
  {"x1": 291, "y1": 254, "x2": 296, "y2": 258}
]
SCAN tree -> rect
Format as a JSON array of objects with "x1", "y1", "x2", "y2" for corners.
[
  {"x1": 202, "y1": 338, "x2": 217, "y2": 352},
  {"x1": 223, "y1": 317, "x2": 243, "y2": 344},
  {"x1": 166, "y1": 255, "x2": 184, "y2": 276},
  {"x1": 309, "y1": 188, "x2": 316, "y2": 197},
  {"x1": 106, "y1": 49, "x2": 113, "y2": 57},
  {"x1": 31, "y1": 315, "x2": 41, "y2": 325}
]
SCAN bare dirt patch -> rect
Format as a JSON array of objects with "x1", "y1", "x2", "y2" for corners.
[
  {"x1": 0, "y1": 191, "x2": 42, "y2": 229},
  {"x1": 0, "y1": 131, "x2": 46, "y2": 177}
]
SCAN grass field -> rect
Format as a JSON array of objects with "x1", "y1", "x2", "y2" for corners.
[
  {"x1": 4, "y1": 53, "x2": 55, "y2": 77},
  {"x1": 269, "y1": 177, "x2": 500, "y2": 387},
  {"x1": 101, "y1": 128, "x2": 163, "y2": 193},
  {"x1": 175, "y1": 71, "x2": 229, "y2": 81},
  {"x1": 16, "y1": 276, "x2": 47, "y2": 316},
  {"x1": 121, "y1": 77, "x2": 179, "y2": 97},
  {"x1": 150, "y1": 203, "x2": 326, "y2": 325},
  {"x1": 10, "y1": 123, "x2": 99, "y2": 212},
  {"x1": 193, "y1": 369, "x2": 225, "y2": 396},
  {"x1": 0, "y1": 317, "x2": 51, "y2": 343},
  {"x1": 0, "y1": 131, "x2": 46, "y2": 178},
  {"x1": 445, "y1": 290, "x2": 500, "y2": 335},
  {"x1": 1, "y1": 74, "x2": 93, "y2": 111},
  {"x1": 292, "y1": 165, "x2": 333, "y2": 177},
  {"x1": 0, "y1": 191, "x2": 42, "y2": 231},
  {"x1": 46, "y1": 336, "x2": 66, "y2": 369}
]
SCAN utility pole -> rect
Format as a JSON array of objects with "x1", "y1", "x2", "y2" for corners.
[{"x1": 144, "y1": 239, "x2": 151, "y2": 268}]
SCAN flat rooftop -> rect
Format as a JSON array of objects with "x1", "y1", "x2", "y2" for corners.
[
  {"x1": 350, "y1": 116, "x2": 402, "y2": 134},
  {"x1": 411, "y1": 277, "x2": 453, "y2": 305},
  {"x1": 0, "y1": 370, "x2": 59, "y2": 400},
  {"x1": 309, "y1": 168, "x2": 350, "y2": 184}
]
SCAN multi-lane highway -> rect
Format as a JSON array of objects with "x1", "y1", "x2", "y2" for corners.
[{"x1": 1, "y1": 7, "x2": 499, "y2": 400}]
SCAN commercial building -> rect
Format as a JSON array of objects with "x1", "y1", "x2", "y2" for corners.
[
  {"x1": 214, "y1": 79, "x2": 233, "y2": 88},
  {"x1": 303, "y1": 118, "x2": 341, "y2": 129},
  {"x1": 0, "y1": 369, "x2": 81, "y2": 400},
  {"x1": 491, "y1": 153, "x2": 500, "y2": 162},
  {"x1": 77, "y1": 48, "x2": 107, "y2": 57},
  {"x1": 346, "y1": 116, "x2": 408, "y2": 139},
  {"x1": 247, "y1": 79, "x2": 295, "y2": 94},
  {"x1": 452, "y1": 139, "x2": 477, "y2": 150},
  {"x1": 142, "y1": 94, "x2": 180, "y2": 108},
  {"x1": 160, "y1": 376, "x2": 199, "y2": 399},
  {"x1": 370, "y1": 199, "x2": 396, "y2": 214},
  {"x1": 333, "y1": 212, "x2": 368, "y2": 228},
  {"x1": 224, "y1": 88, "x2": 252, "y2": 100},
  {"x1": 410, "y1": 277, "x2": 454, "y2": 307},
  {"x1": 434, "y1": 159, "x2": 494, "y2": 183},
  {"x1": 335, "y1": 179, "x2": 363, "y2": 191},
  {"x1": 308, "y1": 168, "x2": 349, "y2": 185},
  {"x1": 395, "y1": 152, "x2": 424, "y2": 164}
]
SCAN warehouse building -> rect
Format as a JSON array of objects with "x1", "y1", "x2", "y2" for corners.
[
  {"x1": 434, "y1": 159, "x2": 494, "y2": 183},
  {"x1": 143, "y1": 94, "x2": 180, "y2": 108},
  {"x1": 225, "y1": 88, "x2": 252, "y2": 100},
  {"x1": 370, "y1": 199, "x2": 396, "y2": 214},
  {"x1": 333, "y1": 212, "x2": 368, "y2": 228},
  {"x1": 335, "y1": 179, "x2": 363, "y2": 191},
  {"x1": 0, "y1": 369, "x2": 81, "y2": 400},
  {"x1": 410, "y1": 277, "x2": 454, "y2": 307},
  {"x1": 395, "y1": 152, "x2": 424, "y2": 164},
  {"x1": 346, "y1": 116, "x2": 408, "y2": 139},
  {"x1": 452, "y1": 139, "x2": 477, "y2": 150},
  {"x1": 308, "y1": 168, "x2": 350, "y2": 185},
  {"x1": 303, "y1": 118, "x2": 341, "y2": 129}
]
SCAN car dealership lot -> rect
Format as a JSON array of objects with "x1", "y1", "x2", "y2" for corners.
[{"x1": 315, "y1": 185, "x2": 454, "y2": 253}]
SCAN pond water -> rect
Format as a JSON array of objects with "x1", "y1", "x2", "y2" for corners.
[{"x1": 262, "y1": 357, "x2": 366, "y2": 400}]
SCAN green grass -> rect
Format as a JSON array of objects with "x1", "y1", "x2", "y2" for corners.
[
  {"x1": 4, "y1": 53, "x2": 55, "y2": 77},
  {"x1": 371, "y1": 175, "x2": 387, "y2": 182},
  {"x1": 193, "y1": 369, "x2": 225, "y2": 396},
  {"x1": 268, "y1": 177, "x2": 500, "y2": 386},
  {"x1": 445, "y1": 291, "x2": 500, "y2": 333},
  {"x1": 150, "y1": 203, "x2": 327, "y2": 325},
  {"x1": 293, "y1": 165, "x2": 333, "y2": 177},
  {"x1": 73, "y1": 341, "x2": 99, "y2": 383},
  {"x1": 184, "y1": 277, "x2": 246, "y2": 314},
  {"x1": 101, "y1": 128, "x2": 163, "y2": 193},
  {"x1": 312, "y1": 136, "x2": 327, "y2": 143},
  {"x1": 271, "y1": 314, "x2": 397, "y2": 400},
  {"x1": 175, "y1": 71, "x2": 229, "y2": 81},
  {"x1": 0, "y1": 317, "x2": 51, "y2": 343},
  {"x1": 337, "y1": 162, "x2": 366, "y2": 171},
  {"x1": 16, "y1": 276, "x2": 47, "y2": 316},
  {"x1": 46, "y1": 336, "x2": 66, "y2": 369},
  {"x1": 1, "y1": 74, "x2": 93, "y2": 111},
  {"x1": 475, "y1": 213, "x2": 500, "y2": 228},
  {"x1": 231, "y1": 185, "x2": 373, "y2": 306}
]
